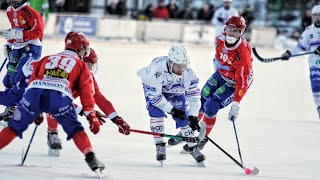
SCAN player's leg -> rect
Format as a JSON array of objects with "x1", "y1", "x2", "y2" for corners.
[
  {"x1": 49, "y1": 90, "x2": 104, "y2": 172},
  {"x1": 310, "y1": 66, "x2": 320, "y2": 119}
]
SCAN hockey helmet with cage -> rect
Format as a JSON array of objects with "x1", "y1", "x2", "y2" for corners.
[
  {"x1": 312, "y1": 5, "x2": 320, "y2": 27},
  {"x1": 7, "y1": 0, "x2": 26, "y2": 8},
  {"x1": 224, "y1": 16, "x2": 246, "y2": 44},
  {"x1": 167, "y1": 43, "x2": 190, "y2": 79},
  {"x1": 168, "y1": 43, "x2": 190, "y2": 66},
  {"x1": 65, "y1": 32, "x2": 90, "y2": 58},
  {"x1": 83, "y1": 48, "x2": 98, "y2": 74}
]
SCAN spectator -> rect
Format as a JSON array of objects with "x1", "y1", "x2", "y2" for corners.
[
  {"x1": 55, "y1": 0, "x2": 65, "y2": 12},
  {"x1": 153, "y1": 0, "x2": 169, "y2": 20},
  {"x1": 116, "y1": 0, "x2": 127, "y2": 17},
  {"x1": 301, "y1": 9, "x2": 312, "y2": 31},
  {"x1": 197, "y1": 4, "x2": 214, "y2": 22},
  {"x1": 241, "y1": 4, "x2": 254, "y2": 41},
  {"x1": 0, "y1": 0, "x2": 8, "y2": 9},
  {"x1": 28, "y1": 0, "x2": 49, "y2": 25},
  {"x1": 178, "y1": 6, "x2": 194, "y2": 20},
  {"x1": 141, "y1": 3, "x2": 153, "y2": 21},
  {"x1": 48, "y1": 0, "x2": 56, "y2": 12},
  {"x1": 75, "y1": 0, "x2": 89, "y2": 13},
  {"x1": 106, "y1": 1, "x2": 117, "y2": 15},
  {"x1": 167, "y1": 0, "x2": 179, "y2": 19}
]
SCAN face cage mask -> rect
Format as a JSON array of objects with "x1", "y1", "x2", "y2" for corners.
[
  {"x1": 168, "y1": 60, "x2": 188, "y2": 80},
  {"x1": 224, "y1": 26, "x2": 242, "y2": 44},
  {"x1": 85, "y1": 62, "x2": 98, "y2": 74},
  {"x1": 313, "y1": 13, "x2": 320, "y2": 27},
  {"x1": 79, "y1": 46, "x2": 90, "y2": 59}
]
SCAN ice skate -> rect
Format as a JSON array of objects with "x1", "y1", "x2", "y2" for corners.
[
  {"x1": 47, "y1": 131, "x2": 62, "y2": 156},
  {"x1": 317, "y1": 106, "x2": 320, "y2": 119},
  {"x1": 85, "y1": 152, "x2": 105, "y2": 178},
  {"x1": 167, "y1": 132, "x2": 183, "y2": 147},
  {"x1": 182, "y1": 144, "x2": 206, "y2": 167},
  {"x1": 156, "y1": 142, "x2": 166, "y2": 166},
  {"x1": 0, "y1": 106, "x2": 16, "y2": 122},
  {"x1": 197, "y1": 137, "x2": 208, "y2": 150}
]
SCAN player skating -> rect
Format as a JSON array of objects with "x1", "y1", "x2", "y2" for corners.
[{"x1": 137, "y1": 43, "x2": 206, "y2": 166}]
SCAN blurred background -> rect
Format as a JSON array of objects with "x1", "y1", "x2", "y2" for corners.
[{"x1": 0, "y1": 0, "x2": 318, "y2": 49}]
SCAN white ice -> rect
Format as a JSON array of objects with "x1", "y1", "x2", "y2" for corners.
[{"x1": 0, "y1": 39, "x2": 319, "y2": 180}]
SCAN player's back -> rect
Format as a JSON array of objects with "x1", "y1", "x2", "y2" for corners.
[{"x1": 28, "y1": 50, "x2": 93, "y2": 100}]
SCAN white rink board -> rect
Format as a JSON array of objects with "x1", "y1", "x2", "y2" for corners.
[{"x1": 0, "y1": 39, "x2": 319, "y2": 180}]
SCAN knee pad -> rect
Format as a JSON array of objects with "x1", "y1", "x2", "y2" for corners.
[
  {"x1": 203, "y1": 98, "x2": 219, "y2": 117},
  {"x1": 150, "y1": 117, "x2": 164, "y2": 143}
]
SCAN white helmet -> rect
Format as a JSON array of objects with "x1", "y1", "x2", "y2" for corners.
[
  {"x1": 168, "y1": 43, "x2": 190, "y2": 65},
  {"x1": 312, "y1": 5, "x2": 320, "y2": 27},
  {"x1": 312, "y1": 5, "x2": 320, "y2": 14}
]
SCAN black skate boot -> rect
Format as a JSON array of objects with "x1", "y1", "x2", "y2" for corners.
[
  {"x1": 85, "y1": 152, "x2": 105, "y2": 178},
  {"x1": 167, "y1": 131, "x2": 183, "y2": 147},
  {"x1": 182, "y1": 144, "x2": 206, "y2": 167},
  {"x1": 317, "y1": 106, "x2": 320, "y2": 119},
  {"x1": 47, "y1": 131, "x2": 62, "y2": 156},
  {"x1": 197, "y1": 137, "x2": 208, "y2": 150},
  {"x1": 0, "y1": 106, "x2": 16, "y2": 122},
  {"x1": 156, "y1": 142, "x2": 166, "y2": 166}
]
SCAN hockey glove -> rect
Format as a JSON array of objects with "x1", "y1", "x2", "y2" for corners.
[
  {"x1": 188, "y1": 116, "x2": 200, "y2": 131},
  {"x1": 34, "y1": 114, "x2": 44, "y2": 125},
  {"x1": 95, "y1": 110, "x2": 107, "y2": 125},
  {"x1": 217, "y1": 17, "x2": 224, "y2": 23},
  {"x1": 315, "y1": 46, "x2": 320, "y2": 55},
  {"x1": 2, "y1": 29, "x2": 23, "y2": 40},
  {"x1": 228, "y1": 102, "x2": 240, "y2": 121},
  {"x1": 169, "y1": 107, "x2": 187, "y2": 120},
  {"x1": 86, "y1": 112, "x2": 100, "y2": 135},
  {"x1": 281, "y1": 50, "x2": 292, "y2": 61},
  {"x1": 3, "y1": 44, "x2": 12, "y2": 59},
  {"x1": 112, "y1": 116, "x2": 130, "y2": 135}
]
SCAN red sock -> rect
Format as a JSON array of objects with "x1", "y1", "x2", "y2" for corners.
[
  {"x1": 198, "y1": 112, "x2": 204, "y2": 121},
  {"x1": 73, "y1": 130, "x2": 93, "y2": 155},
  {"x1": 203, "y1": 115, "x2": 217, "y2": 136},
  {"x1": 0, "y1": 127, "x2": 17, "y2": 150},
  {"x1": 47, "y1": 114, "x2": 59, "y2": 132}
]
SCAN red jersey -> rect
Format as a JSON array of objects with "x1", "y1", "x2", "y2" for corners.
[
  {"x1": 27, "y1": 50, "x2": 95, "y2": 112},
  {"x1": 214, "y1": 36, "x2": 253, "y2": 103},
  {"x1": 73, "y1": 75, "x2": 117, "y2": 119},
  {"x1": 6, "y1": 3, "x2": 44, "y2": 48}
]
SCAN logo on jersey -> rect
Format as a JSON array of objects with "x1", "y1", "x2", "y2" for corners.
[
  {"x1": 13, "y1": 109, "x2": 21, "y2": 121},
  {"x1": 45, "y1": 69, "x2": 69, "y2": 79},
  {"x1": 155, "y1": 71, "x2": 162, "y2": 78},
  {"x1": 19, "y1": 16, "x2": 26, "y2": 25},
  {"x1": 222, "y1": 48, "x2": 228, "y2": 54},
  {"x1": 201, "y1": 86, "x2": 211, "y2": 97},
  {"x1": 216, "y1": 86, "x2": 225, "y2": 94},
  {"x1": 309, "y1": 34, "x2": 314, "y2": 39}
]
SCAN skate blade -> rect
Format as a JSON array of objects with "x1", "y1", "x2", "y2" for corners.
[
  {"x1": 158, "y1": 160, "x2": 164, "y2": 167},
  {"x1": 180, "y1": 149, "x2": 191, "y2": 154},
  {"x1": 197, "y1": 161, "x2": 206, "y2": 168},
  {"x1": 94, "y1": 169, "x2": 105, "y2": 178},
  {"x1": 48, "y1": 148, "x2": 60, "y2": 156}
]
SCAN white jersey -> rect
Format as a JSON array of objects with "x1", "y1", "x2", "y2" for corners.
[
  {"x1": 137, "y1": 56, "x2": 201, "y2": 116},
  {"x1": 290, "y1": 24, "x2": 320, "y2": 67},
  {"x1": 211, "y1": 6, "x2": 239, "y2": 37}
]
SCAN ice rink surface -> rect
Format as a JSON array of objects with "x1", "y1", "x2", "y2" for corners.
[{"x1": 0, "y1": 39, "x2": 319, "y2": 180}]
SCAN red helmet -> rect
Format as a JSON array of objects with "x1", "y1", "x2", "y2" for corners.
[
  {"x1": 65, "y1": 32, "x2": 90, "y2": 54},
  {"x1": 84, "y1": 48, "x2": 98, "y2": 63},
  {"x1": 225, "y1": 16, "x2": 246, "y2": 32}
]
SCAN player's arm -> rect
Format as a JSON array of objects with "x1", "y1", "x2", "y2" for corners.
[
  {"x1": 22, "y1": 7, "x2": 44, "y2": 41},
  {"x1": 281, "y1": 30, "x2": 310, "y2": 60},
  {"x1": 185, "y1": 70, "x2": 201, "y2": 117},
  {"x1": 77, "y1": 63, "x2": 95, "y2": 114}
]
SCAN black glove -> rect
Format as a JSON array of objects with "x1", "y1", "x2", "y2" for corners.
[
  {"x1": 281, "y1": 50, "x2": 292, "y2": 61},
  {"x1": 217, "y1": 17, "x2": 224, "y2": 23},
  {"x1": 169, "y1": 107, "x2": 186, "y2": 119},
  {"x1": 315, "y1": 46, "x2": 320, "y2": 55},
  {"x1": 188, "y1": 116, "x2": 200, "y2": 131}
]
